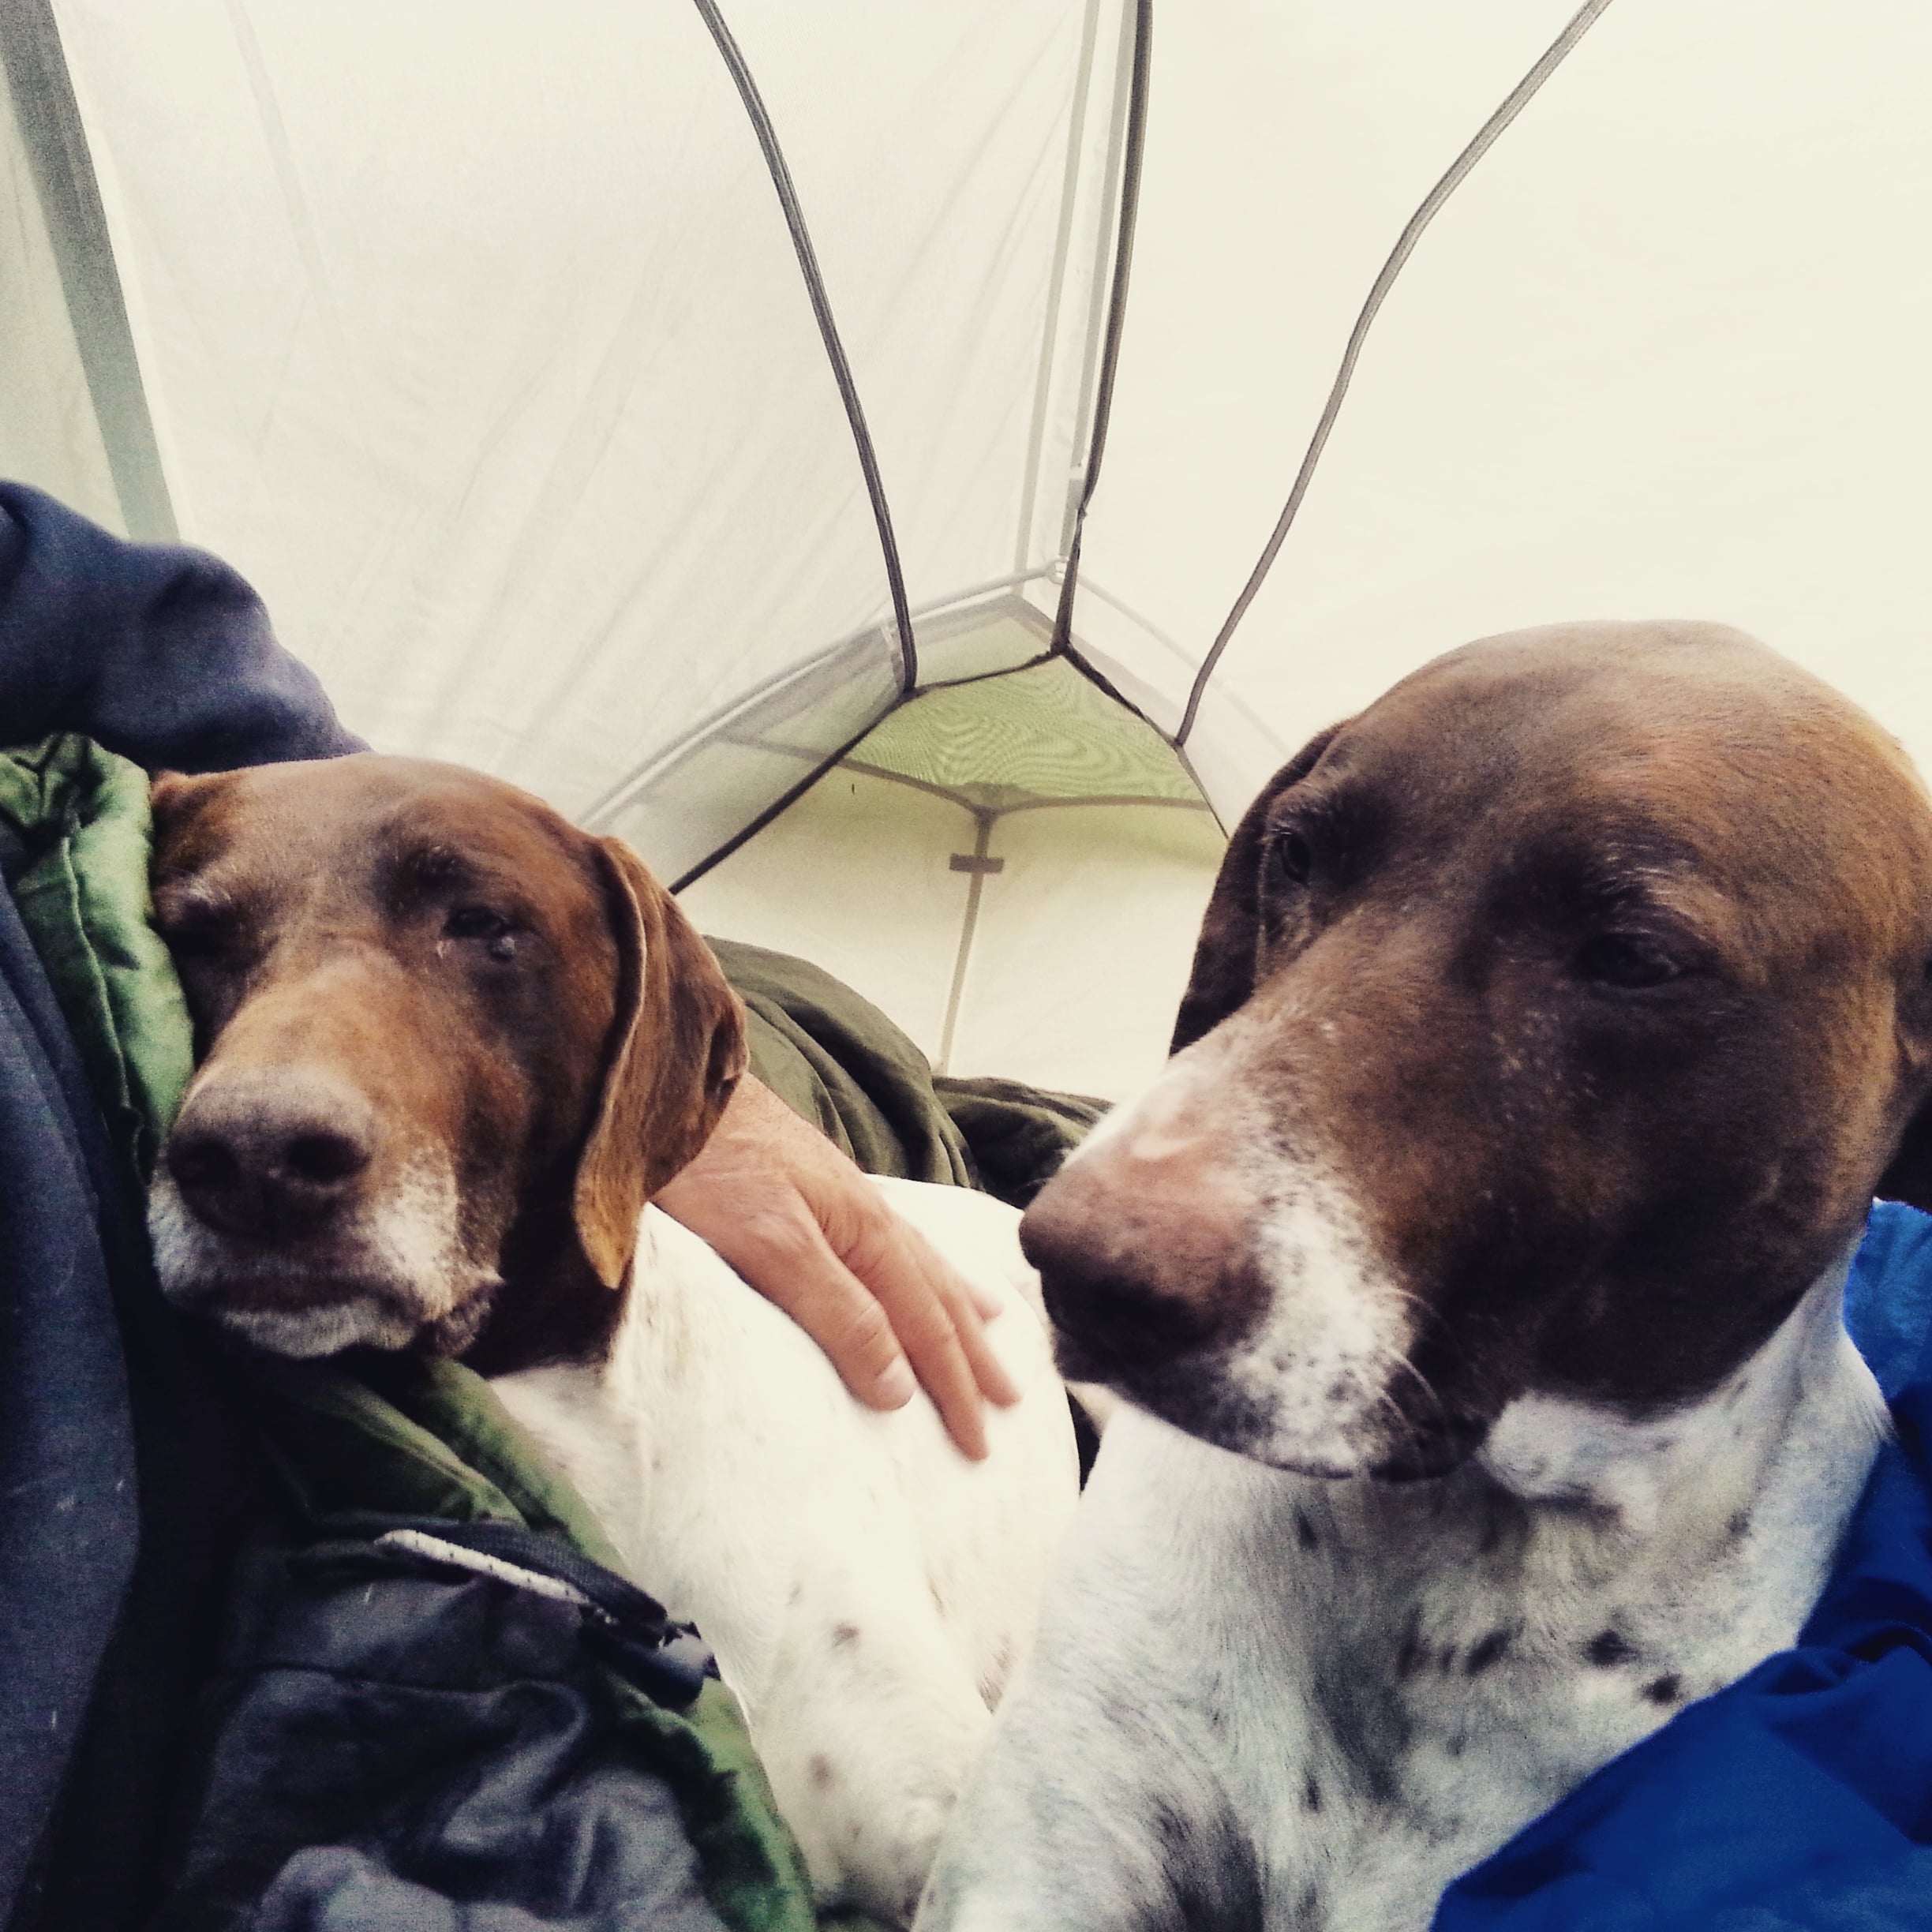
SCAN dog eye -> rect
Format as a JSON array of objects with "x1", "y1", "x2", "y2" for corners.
[
  {"x1": 1267, "y1": 829, "x2": 1316, "y2": 891},
  {"x1": 445, "y1": 906, "x2": 519, "y2": 961},
  {"x1": 1575, "y1": 932, "x2": 1679, "y2": 990}
]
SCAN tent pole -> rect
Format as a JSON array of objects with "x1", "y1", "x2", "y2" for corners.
[
  {"x1": 0, "y1": 0, "x2": 175, "y2": 542},
  {"x1": 936, "y1": 811, "x2": 1000, "y2": 1075},
  {"x1": 1175, "y1": 0, "x2": 1616, "y2": 747},
  {"x1": 1014, "y1": 0, "x2": 1107, "y2": 575},
  {"x1": 690, "y1": 0, "x2": 919, "y2": 692},
  {"x1": 1051, "y1": 0, "x2": 1151, "y2": 647}
]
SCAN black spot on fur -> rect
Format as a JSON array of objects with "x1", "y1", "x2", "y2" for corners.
[
  {"x1": 1466, "y1": 1628, "x2": 1512, "y2": 1675},
  {"x1": 1151, "y1": 1798, "x2": 1191, "y2": 1849},
  {"x1": 1586, "y1": 1629, "x2": 1635, "y2": 1667},
  {"x1": 1295, "y1": 1509, "x2": 1320, "y2": 1552},
  {"x1": 1294, "y1": 1880, "x2": 1324, "y2": 1930},
  {"x1": 832, "y1": 1621, "x2": 860, "y2": 1649},
  {"x1": 808, "y1": 1754, "x2": 833, "y2": 1788},
  {"x1": 1302, "y1": 1771, "x2": 1322, "y2": 1813},
  {"x1": 976, "y1": 1638, "x2": 1013, "y2": 1713},
  {"x1": 1645, "y1": 1673, "x2": 1683, "y2": 1705},
  {"x1": 1727, "y1": 1511, "x2": 1751, "y2": 1543},
  {"x1": 1395, "y1": 1617, "x2": 1423, "y2": 1679}
]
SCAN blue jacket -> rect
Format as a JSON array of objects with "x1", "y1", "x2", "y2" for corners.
[{"x1": 1440, "y1": 1199, "x2": 1932, "y2": 1929}]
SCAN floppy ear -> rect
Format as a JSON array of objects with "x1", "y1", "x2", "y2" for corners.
[
  {"x1": 1877, "y1": 1108, "x2": 1932, "y2": 1212},
  {"x1": 572, "y1": 836, "x2": 749, "y2": 1290},
  {"x1": 1170, "y1": 721, "x2": 1349, "y2": 1054},
  {"x1": 1878, "y1": 975, "x2": 1932, "y2": 1212}
]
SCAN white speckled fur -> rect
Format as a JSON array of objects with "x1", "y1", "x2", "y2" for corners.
[
  {"x1": 491, "y1": 1177, "x2": 1080, "y2": 1929},
  {"x1": 148, "y1": 1154, "x2": 489, "y2": 1356},
  {"x1": 918, "y1": 1244, "x2": 1885, "y2": 1932}
]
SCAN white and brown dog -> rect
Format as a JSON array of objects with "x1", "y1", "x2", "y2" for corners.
[
  {"x1": 142, "y1": 755, "x2": 1078, "y2": 1928},
  {"x1": 919, "y1": 622, "x2": 1932, "y2": 1930}
]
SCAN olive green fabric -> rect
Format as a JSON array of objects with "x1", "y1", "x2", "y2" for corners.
[
  {"x1": 0, "y1": 737, "x2": 836, "y2": 1932},
  {"x1": 0, "y1": 733, "x2": 193, "y2": 1175},
  {"x1": 710, "y1": 936, "x2": 1106, "y2": 1208},
  {"x1": 930, "y1": 1074, "x2": 1110, "y2": 1209},
  {"x1": 713, "y1": 936, "x2": 977, "y2": 1186}
]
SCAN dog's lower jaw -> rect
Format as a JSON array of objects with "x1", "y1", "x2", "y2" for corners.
[{"x1": 147, "y1": 1162, "x2": 497, "y2": 1359}]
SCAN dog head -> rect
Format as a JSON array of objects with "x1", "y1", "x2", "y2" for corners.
[
  {"x1": 147, "y1": 754, "x2": 746, "y2": 1369},
  {"x1": 1024, "y1": 621, "x2": 1932, "y2": 1477}
]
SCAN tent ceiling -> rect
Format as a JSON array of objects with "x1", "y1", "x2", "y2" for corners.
[
  {"x1": 844, "y1": 659, "x2": 1205, "y2": 815},
  {"x1": 5, "y1": 0, "x2": 1931, "y2": 867}
]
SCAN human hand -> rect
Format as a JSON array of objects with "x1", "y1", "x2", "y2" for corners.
[{"x1": 653, "y1": 1076, "x2": 1022, "y2": 1458}]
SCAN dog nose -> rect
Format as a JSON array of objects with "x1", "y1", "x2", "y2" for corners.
[
  {"x1": 165, "y1": 1073, "x2": 376, "y2": 1240},
  {"x1": 1020, "y1": 1119, "x2": 1262, "y2": 1378}
]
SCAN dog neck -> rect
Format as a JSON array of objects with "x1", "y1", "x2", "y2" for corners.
[
  {"x1": 1270, "y1": 1239, "x2": 1890, "y2": 1777},
  {"x1": 1472, "y1": 1241, "x2": 1885, "y2": 1542}
]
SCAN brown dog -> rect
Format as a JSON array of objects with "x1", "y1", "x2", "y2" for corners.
[
  {"x1": 147, "y1": 754, "x2": 744, "y2": 1370},
  {"x1": 146, "y1": 754, "x2": 1079, "y2": 1923},
  {"x1": 920, "y1": 621, "x2": 1932, "y2": 1931},
  {"x1": 1031, "y1": 620, "x2": 1932, "y2": 1470}
]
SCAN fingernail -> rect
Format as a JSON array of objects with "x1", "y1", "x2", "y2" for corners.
[{"x1": 877, "y1": 1358, "x2": 916, "y2": 1406}]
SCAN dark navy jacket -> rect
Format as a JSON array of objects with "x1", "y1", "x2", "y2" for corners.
[{"x1": 0, "y1": 482, "x2": 358, "y2": 1930}]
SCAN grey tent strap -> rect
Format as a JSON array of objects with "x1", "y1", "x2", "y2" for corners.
[
  {"x1": 375, "y1": 1528, "x2": 596, "y2": 1611},
  {"x1": 1051, "y1": 0, "x2": 1152, "y2": 668},
  {"x1": 690, "y1": 0, "x2": 918, "y2": 695},
  {"x1": 1176, "y1": 0, "x2": 1616, "y2": 747}
]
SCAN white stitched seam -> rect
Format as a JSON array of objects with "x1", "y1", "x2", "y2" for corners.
[{"x1": 375, "y1": 1528, "x2": 595, "y2": 1611}]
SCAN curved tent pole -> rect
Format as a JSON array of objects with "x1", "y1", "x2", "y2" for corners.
[
  {"x1": 1050, "y1": 0, "x2": 1152, "y2": 666},
  {"x1": 1174, "y1": 0, "x2": 1616, "y2": 747},
  {"x1": 691, "y1": 0, "x2": 919, "y2": 693},
  {"x1": 0, "y1": 0, "x2": 176, "y2": 542}
]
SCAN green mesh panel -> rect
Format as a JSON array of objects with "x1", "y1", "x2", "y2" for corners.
[{"x1": 846, "y1": 658, "x2": 1204, "y2": 811}]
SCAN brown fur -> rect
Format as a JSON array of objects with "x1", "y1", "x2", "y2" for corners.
[
  {"x1": 1027, "y1": 622, "x2": 1932, "y2": 1468},
  {"x1": 149, "y1": 754, "x2": 746, "y2": 1372}
]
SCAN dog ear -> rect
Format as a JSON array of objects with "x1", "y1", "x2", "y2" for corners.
[
  {"x1": 1170, "y1": 721, "x2": 1348, "y2": 1054},
  {"x1": 1878, "y1": 975, "x2": 1932, "y2": 1212},
  {"x1": 572, "y1": 836, "x2": 749, "y2": 1290},
  {"x1": 1877, "y1": 1108, "x2": 1932, "y2": 1212}
]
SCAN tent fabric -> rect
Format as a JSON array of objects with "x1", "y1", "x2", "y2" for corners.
[
  {"x1": 23, "y1": 2, "x2": 1932, "y2": 1097},
  {"x1": 20, "y1": 1, "x2": 1932, "y2": 837},
  {"x1": 683, "y1": 662, "x2": 1224, "y2": 1099},
  {"x1": 1436, "y1": 1198, "x2": 1932, "y2": 1930}
]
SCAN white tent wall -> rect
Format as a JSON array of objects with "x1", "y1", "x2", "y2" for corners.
[
  {"x1": 8, "y1": 0, "x2": 1932, "y2": 1100},
  {"x1": 0, "y1": 66, "x2": 118, "y2": 532},
  {"x1": 41, "y1": 0, "x2": 1136, "y2": 874},
  {"x1": 1063, "y1": 0, "x2": 1932, "y2": 819},
  {"x1": 679, "y1": 739, "x2": 1223, "y2": 1102},
  {"x1": 0, "y1": 1, "x2": 169, "y2": 541}
]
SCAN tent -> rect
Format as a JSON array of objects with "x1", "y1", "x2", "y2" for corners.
[{"x1": 6, "y1": 0, "x2": 1932, "y2": 1099}]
